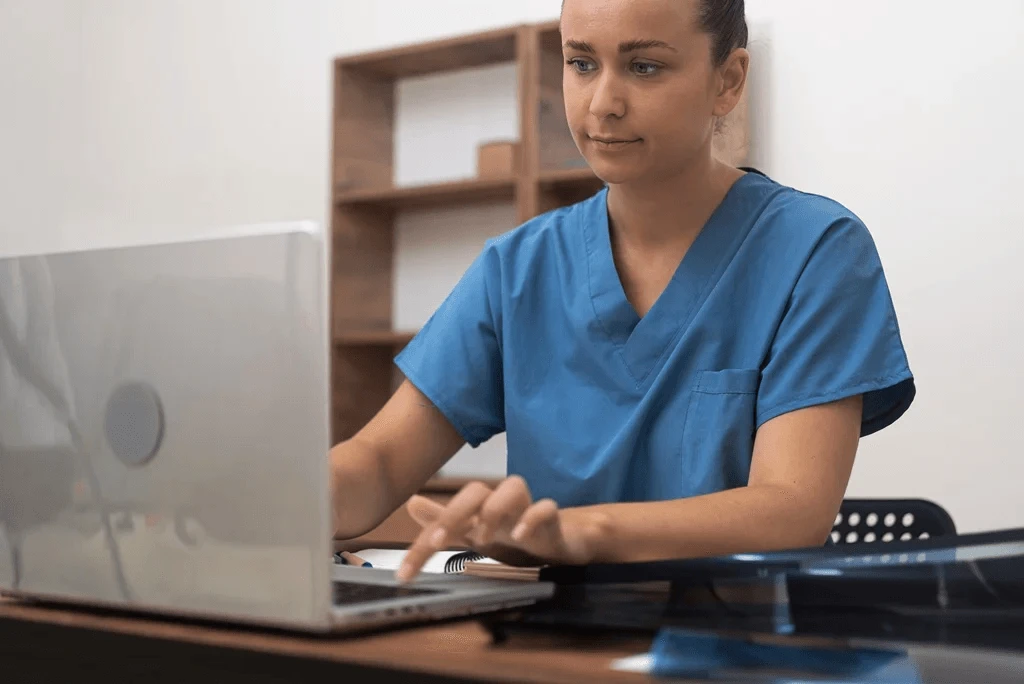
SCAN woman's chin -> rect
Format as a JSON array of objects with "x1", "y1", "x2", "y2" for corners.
[{"x1": 586, "y1": 160, "x2": 644, "y2": 187}]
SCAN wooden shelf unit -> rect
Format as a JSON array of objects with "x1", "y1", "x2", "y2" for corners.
[{"x1": 329, "y1": 20, "x2": 600, "y2": 444}]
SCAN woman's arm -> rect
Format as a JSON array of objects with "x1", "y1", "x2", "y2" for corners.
[
  {"x1": 396, "y1": 395, "x2": 861, "y2": 582},
  {"x1": 579, "y1": 394, "x2": 862, "y2": 562},
  {"x1": 330, "y1": 379, "x2": 466, "y2": 540}
]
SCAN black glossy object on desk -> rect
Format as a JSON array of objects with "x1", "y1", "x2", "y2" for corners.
[{"x1": 487, "y1": 527, "x2": 1024, "y2": 653}]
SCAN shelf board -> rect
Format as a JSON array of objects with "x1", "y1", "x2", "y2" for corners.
[
  {"x1": 336, "y1": 176, "x2": 517, "y2": 211},
  {"x1": 538, "y1": 168, "x2": 606, "y2": 208},
  {"x1": 334, "y1": 26, "x2": 519, "y2": 79},
  {"x1": 335, "y1": 330, "x2": 417, "y2": 347},
  {"x1": 538, "y1": 167, "x2": 601, "y2": 186}
]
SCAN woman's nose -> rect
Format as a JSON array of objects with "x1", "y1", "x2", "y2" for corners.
[{"x1": 588, "y1": 72, "x2": 627, "y2": 120}]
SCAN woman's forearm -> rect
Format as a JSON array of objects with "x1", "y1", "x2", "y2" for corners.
[
  {"x1": 574, "y1": 484, "x2": 834, "y2": 564},
  {"x1": 329, "y1": 437, "x2": 399, "y2": 540}
]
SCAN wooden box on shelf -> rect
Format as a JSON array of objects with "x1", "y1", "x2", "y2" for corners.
[{"x1": 477, "y1": 140, "x2": 520, "y2": 178}]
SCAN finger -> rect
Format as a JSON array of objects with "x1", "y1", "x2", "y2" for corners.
[
  {"x1": 407, "y1": 495, "x2": 478, "y2": 545},
  {"x1": 510, "y1": 498, "x2": 561, "y2": 547},
  {"x1": 406, "y1": 495, "x2": 444, "y2": 528},
  {"x1": 424, "y1": 482, "x2": 492, "y2": 545},
  {"x1": 397, "y1": 482, "x2": 491, "y2": 583},
  {"x1": 475, "y1": 475, "x2": 532, "y2": 546}
]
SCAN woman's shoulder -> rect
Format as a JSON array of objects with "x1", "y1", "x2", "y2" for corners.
[
  {"x1": 745, "y1": 170, "x2": 876, "y2": 253},
  {"x1": 480, "y1": 188, "x2": 600, "y2": 262}
]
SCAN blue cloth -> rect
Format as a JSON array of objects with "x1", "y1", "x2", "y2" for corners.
[
  {"x1": 648, "y1": 628, "x2": 923, "y2": 682},
  {"x1": 394, "y1": 170, "x2": 914, "y2": 506}
]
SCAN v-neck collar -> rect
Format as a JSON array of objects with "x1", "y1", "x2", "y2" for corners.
[{"x1": 581, "y1": 171, "x2": 774, "y2": 385}]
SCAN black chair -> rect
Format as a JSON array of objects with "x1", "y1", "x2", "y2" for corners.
[{"x1": 831, "y1": 498, "x2": 956, "y2": 545}]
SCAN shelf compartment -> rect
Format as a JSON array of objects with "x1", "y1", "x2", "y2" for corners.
[{"x1": 334, "y1": 26, "x2": 519, "y2": 79}]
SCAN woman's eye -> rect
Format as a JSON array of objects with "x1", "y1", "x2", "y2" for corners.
[
  {"x1": 632, "y1": 62, "x2": 660, "y2": 76},
  {"x1": 566, "y1": 58, "x2": 594, "y2": 73}
]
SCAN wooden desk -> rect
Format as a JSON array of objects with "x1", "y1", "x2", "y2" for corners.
[
  {"x1": 0, "y1": 597, "x2": 652, "y2": 683},
  {"x1": 6, "y1": 597, "x2": 1024, "y2": 683}
]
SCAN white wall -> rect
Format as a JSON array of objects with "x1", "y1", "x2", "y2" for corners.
[
  {"x1": 1, "y1": 0, "x2": 342, "y2": 252},
  {"x1": 736, "y1": 0, "x2": 1024, "y2": 535},
  {"x1": 2, "y1": 0, "x2": 1023, "y2": 532}
]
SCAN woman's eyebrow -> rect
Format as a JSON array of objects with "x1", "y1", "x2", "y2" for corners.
[
  {"x1": 562, "y1": 38, "x2": 678, "y2": 53},
  {"x1": 619, "y1": 39, "x2": 677, "y2": 53},
  {"x1": 563, "y1": 39, "x2": 595, "y2": 53}
]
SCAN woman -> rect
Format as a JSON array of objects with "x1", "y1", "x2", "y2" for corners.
[{"x1": 330, "y1": 0, "x2": 915, "y2": 583}]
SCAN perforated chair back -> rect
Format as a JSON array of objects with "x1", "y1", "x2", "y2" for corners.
[{"x1": 831, "y1": 498, "x2": 956, "y2": 545}]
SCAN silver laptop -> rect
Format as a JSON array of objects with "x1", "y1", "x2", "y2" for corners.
[{"x1": 0, "y1": 221, "x2": 553, "y2": 633}]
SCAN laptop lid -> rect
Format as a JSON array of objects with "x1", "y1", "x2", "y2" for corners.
[{"x1": 0, "y1": 223, "x2": 334, "y2": 630}]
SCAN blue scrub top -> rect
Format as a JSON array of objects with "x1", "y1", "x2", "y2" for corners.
[{"x1": 395, "y1": 170, "x2": 915, "y2": 507}]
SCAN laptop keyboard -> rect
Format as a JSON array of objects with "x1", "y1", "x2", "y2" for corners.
[{"x1": 332, "y1": 580, "x2": 442, "y2": 606}]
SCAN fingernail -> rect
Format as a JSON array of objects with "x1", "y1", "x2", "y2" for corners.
[
  {"x1": 430, "y1": 527, "x2": 447, "y2": 547},
  {"x1": 396, "y1": 564, "x2": 410, "y2": 583},
  {"x1": 511, "y1": 523, "x2": 527, "y2": 541}
]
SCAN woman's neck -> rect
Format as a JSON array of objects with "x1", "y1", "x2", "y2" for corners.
[{"x1": 605, "y1": 157, "x2": 745, "y2": 253}]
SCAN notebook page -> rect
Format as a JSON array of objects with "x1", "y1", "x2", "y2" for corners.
[{"x1": 348, "y1": 549, "x2": 468, "y2": 574}]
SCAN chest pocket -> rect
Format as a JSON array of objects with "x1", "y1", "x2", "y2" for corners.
[{"x1": 680, "y1": 368, "x2": 760, "y2": 497}]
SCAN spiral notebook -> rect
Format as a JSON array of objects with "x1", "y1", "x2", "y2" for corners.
[{"x1": 340, "y1": 549, "x2": 541, "y2": 581}]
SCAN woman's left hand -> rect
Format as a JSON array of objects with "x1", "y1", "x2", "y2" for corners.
[{"x1": 395, "y1": 476, "x2": 598, "y2": 583}]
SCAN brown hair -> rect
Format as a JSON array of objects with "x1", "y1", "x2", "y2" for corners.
[
  {"x1": 561, "y1": 0, "x2": 748, "y2": 67},
  {"x1": 700, "y1": 0, "x2": 748, "y2": 66}
]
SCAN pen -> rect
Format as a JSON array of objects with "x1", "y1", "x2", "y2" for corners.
[{"x1": 339, "y1": 551, "x2": 372, "y2": 568}]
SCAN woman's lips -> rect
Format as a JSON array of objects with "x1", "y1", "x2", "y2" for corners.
[{"x1": 589, "y1": 135, "x2": 642, "y2": 149}]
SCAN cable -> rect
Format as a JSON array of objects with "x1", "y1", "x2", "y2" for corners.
[
  {"x1": 10, "y1": 543, "x2": 19, "y2": 590},
  {"x1": 65, "y1": 422, "x2": 134, "y2": 602},
  {"x1": 0, "y1": 517, "x2": 21, "y2": 590}
]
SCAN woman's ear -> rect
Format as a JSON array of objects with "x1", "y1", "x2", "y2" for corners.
[{"x1": 713, "y1": 47, "x2": 750, "y2": 119}]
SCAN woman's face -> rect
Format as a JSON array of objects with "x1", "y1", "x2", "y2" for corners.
[{"x1": 560, "y1": 0, "x2": 745, "y2": 186}]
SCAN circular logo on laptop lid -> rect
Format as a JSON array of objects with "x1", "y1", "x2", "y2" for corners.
[{"x1": 104, "y1": 381, "x2": 164, "y2": 467}]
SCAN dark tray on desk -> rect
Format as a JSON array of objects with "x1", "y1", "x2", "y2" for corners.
[
  {"x1": 485, "y1": 580, "x2": 1024, "y2": 654},
  {"x1": 484, "y1": 528, "x2": 1024, "y2": 653}
]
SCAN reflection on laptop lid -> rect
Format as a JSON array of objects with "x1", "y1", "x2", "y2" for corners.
[
  {"x1": 0, "y1": 224, "x2": 553, "y2": 633},
  {"x1": 0, "y1": 224, "x2": 335, "y2": 628}
]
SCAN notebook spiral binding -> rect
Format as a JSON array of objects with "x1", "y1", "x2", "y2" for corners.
[{"x1": 444, "y1": 550, "x2": 486, "y2": 573}]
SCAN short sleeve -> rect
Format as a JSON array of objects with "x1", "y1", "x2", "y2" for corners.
[
  {"x1": 393, "y1": 243, "x2": 505, "y2": 447},
  {"x1": 755, "y1": 216, "x2": 915, "y2": 436}
]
